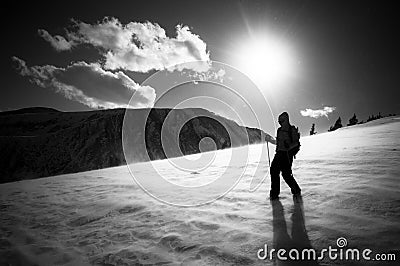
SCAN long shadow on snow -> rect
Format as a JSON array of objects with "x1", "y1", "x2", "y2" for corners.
[{"x1": 271, "y1": 196, "x2": 319, "y2": 266}]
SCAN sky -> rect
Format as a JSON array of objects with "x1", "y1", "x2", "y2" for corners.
[{"x1": 2, "y1": 0, "x2": 399, "y2": 135}]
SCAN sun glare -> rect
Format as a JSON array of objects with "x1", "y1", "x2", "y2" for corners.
[{"x1": 236, "y1": 36, "x2": 294, "y2": 87}]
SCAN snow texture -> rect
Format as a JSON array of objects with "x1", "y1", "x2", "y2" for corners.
[{"x1": 0, "y1": 116, "x2": 399, "y2": 265}]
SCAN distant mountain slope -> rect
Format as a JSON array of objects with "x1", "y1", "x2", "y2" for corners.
[
  {"x1": 0, "y1": 107, "x2": 60, "y2": 116},
  {"x1": 0, "y1": 108, "x2": 271, "y2": 183}
]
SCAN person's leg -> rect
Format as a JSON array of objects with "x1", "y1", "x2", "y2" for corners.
[
  {"x1": 270, "y1": 153, "x2": 282, "y2": 199},
  {"x1": 281, "y1": 153, "x2": 301, "y2": 195}
]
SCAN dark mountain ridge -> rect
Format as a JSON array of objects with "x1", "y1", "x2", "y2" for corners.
[
  {"x1": 0, "y1": 107, "x2": 60, "y2": 117},
  {"x1": 0, "y1": 108, "x2": 271, "y2": 183}
]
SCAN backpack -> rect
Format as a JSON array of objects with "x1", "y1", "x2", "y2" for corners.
[{"x1": 288, "y1": 125, "x2": 301, "y2": 159}]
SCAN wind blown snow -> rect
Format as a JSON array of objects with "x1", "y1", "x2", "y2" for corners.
[{"x1": 0, "y1": 116, "x2": 399, "y2": 265}]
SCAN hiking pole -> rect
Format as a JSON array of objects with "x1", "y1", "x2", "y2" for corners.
[{"x1": 266, "y1": 139, "x2": 271, "y2": 167}]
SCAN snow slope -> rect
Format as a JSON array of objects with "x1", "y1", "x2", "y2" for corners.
[{"x1": 0, "y1": 116, "x2": 399, "y2": 265}]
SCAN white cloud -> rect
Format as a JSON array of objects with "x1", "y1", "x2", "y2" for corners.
[
  {"x1": 17, "y1": 17, "x2": 212, "y2": 110},
  {"x1": 300, "y1": 106, "x2": 336, "y2": 118},
  {"x1": 185, "y1": 67, "x2": 226, "y2": 83},
  {"x1": 12, "y1": 57, "x2": 155, "y2": 109},
  {"x1": 63, "y1": 17, "x2": 210, "y2": 72},
  {"x1": 38, "y1": 29, "x2": 75, "y2": 51}
]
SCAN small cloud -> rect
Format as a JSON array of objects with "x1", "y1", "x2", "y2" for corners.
[
  {"x1": 38, "y1": 29, "x2": 75, "y2": 51},
  {"x1": 300, "y1": 106, "x2": 336, "y2": 118},
  {"x1": 12, "y1": 57, "x2": 155, "y2": 109},
  {"x1": 186, "y1": 67, "x2": 226, "y2": 83}
]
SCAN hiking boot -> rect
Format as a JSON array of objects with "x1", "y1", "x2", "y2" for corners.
[{"x1": 292, "y1": 189, "x2": 301, "y2": 196}]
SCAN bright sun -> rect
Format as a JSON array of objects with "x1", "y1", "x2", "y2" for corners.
[{"x1": 236, "y1": 36, "x2": 294, "y2": 86}]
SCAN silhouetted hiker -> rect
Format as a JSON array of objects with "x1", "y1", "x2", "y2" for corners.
[{"x1": 269, "y1": 112, "x2": 301, "y2": 200}]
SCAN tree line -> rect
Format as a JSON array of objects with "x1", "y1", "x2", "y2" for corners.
[{"x1": 309, "y1": 112, "x2": 397, "y2": 135}]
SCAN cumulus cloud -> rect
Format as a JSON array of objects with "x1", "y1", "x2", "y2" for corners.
[
  {"x1": 300, "y1": 106, "x2": 336, "y2": 118},
  {"x1": 17, "y1": 17, "x2": 211, "y2": 110},
  {"x1": 38, "y1": 29, "x2": 75, "y2": 51},
  {"x1": 12, "y1": 56, "x2": 155, "y2": 109},
  {"x1": 59, "y1": 17, "x2": 210, "y2": 72}
]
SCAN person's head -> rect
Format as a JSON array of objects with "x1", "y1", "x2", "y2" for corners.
[{"x1": 278, "y1": 112, "x2": 290, "y2": 126}]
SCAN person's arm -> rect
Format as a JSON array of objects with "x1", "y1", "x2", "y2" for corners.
[
  {"x1": 269, "y1": 137, "x2": 277, "y2": 145},
  {"x1": 264, "y1": 133, "x2": 277, "y2": 145}
]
